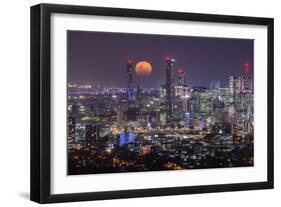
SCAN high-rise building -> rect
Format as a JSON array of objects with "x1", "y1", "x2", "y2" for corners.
[
  {"x1": 218, "y1": 87, "x2": 230, "y2": 106},
  {"x1": 126, "y1": 60, "x2": 134, "y2": 101},
  {"x1": 228, "y1": 103, "x2": 236, "y2": 124},
  {"x1": 159, "y1": 85, "x2": 166, "y2": 124},
  {"x1": 241, "y1": 76, "x2": 253, "y2": 94},
  {"x1": 181, "y1": 93, "x2": 191, "y2": 113},
  {"x1": 176, "y1": 68, "x2": 186, "y2": 86},
  {"x1": 165, "y1": 56, "x2": 176, "y2": 123},
  {"x1": 117, "y1": 106, "x2": 125, "y2": 128},
  {"x1": 229, "y1": 76, "x2": 241, "y2": 103},
  {"x1": 241, "y1": 61, "x2": 253, "y2": 94},
  {"x1": 68, "y1": 116, "x2": 76, "y2": 150},
  {"x1": 84, "y1": 124, "x2": 99, "y2": 150},
  {"x1": 136, "y1": 85, "x2": 142, "y2": 104},
  {"x1": 192, "y1": 87, "x2": 213, "y2": 114},
  {"x1": 184, "y1": 112, "x2": 191, "y2": 128},
  {"x1": 175, "y1": 85, "x2": 191, "y2": 120},
  {"x1": 159, "y1": 84, "x2": 166, "y2": 102},
  {"x1": 210, "y1": 80, "x2": 220, "y2": 98}
]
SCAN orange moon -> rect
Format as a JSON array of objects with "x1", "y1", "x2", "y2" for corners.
[{"x1": 135, "y1": 61, "x2": 152, "y2": 76}]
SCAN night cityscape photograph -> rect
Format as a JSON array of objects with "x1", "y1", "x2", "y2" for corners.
[{"x1": 67, "y1": 30, "x2": 254, "y2": 175}]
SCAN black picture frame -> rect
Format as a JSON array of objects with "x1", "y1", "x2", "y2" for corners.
[{"x1": 30, "y1": 3, "x2": 274, "y2": 204}]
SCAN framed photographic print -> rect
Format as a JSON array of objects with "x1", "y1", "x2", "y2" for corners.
[{"x1": 30, "y1": 3, "x2": 274, "y2": 203}]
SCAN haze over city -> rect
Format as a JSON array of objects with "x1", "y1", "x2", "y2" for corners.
[
  {"x1": 67, "y1": 30, "x2": 254, "y2": 175},
  {"x1": 67, "y1": 31, "x2": 253, "y2": 87}
]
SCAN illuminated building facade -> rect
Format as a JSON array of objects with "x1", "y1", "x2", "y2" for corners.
[
  {"x1": 165, "y1": 57, "x2": 176, "y2": 124},
  {"x1": 159, "y1": 84, "x2": 166, "y2": 123},
  {"x1": 68, "y1": 116, "x2": 76, "y2": 150},
  {"x1": 127, "y1": 60, "x2": 134, "y2": 101},
  {"x1": 117, "y1": 106, "x2": 125, "y2": 128},
  {"x1": 218, "y1": 87, "x2": 230, "y2": 106},
  {"x1": 229, "y1": 76, "x2": 241, "y2": 103},
  {"x1": 192, "y1": 87, "x2": 213, "y2": 114},
  {"x1": 210, "y1": 80, "x2": 220, "y2": 99},
  {"x1": 176, "y1": 68, "x2": 186, "y2": 86},
  {"x1": 242, "y1": 62, "x2": 253, "y2": 93},
  {"x1": 136, "y1": 85, "x2": 142, "y2": 104},
  {"x1": 241, "y1": 76, "x2": 253, "y2": 93},
  {"x1": 119, "y1": 128, "x2": 135, "y2": 146},
  {"x1": 84, "y1": 124, "x2": 99, "y2": 150}
]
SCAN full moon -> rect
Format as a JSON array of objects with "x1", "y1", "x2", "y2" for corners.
[{"x1": 135, "y1": 61, "x2": 152, "y2": 76}]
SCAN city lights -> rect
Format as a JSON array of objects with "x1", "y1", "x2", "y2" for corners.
[
  {"x1": 66, "y1": 31, "x2": 254, "y2": 175},
  {"x1": 67, "y1": 57, "x2": 254, "y2": 175}
]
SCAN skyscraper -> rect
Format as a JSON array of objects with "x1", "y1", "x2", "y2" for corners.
[
  {"x1": 117, "y1": 106, "x2": 125, "y2": 128},
  {"x1": 159, "y1": 84, "x2": 167, "y2": 123},
  {"x1": 210, "y1": 80, "x2": 220, "y2": 99},
  {"x1": 136, "y1": 85, "x2": 142, "y2": 104},
  {"x1": 68, "y1": 116, "x2": 76, "y2": 150},
  {"x1": 176, "y1": 68, "x2": 186, "y2": 86},
  {"x1": 229, "y1": 76, "x2": 241, "y2": 103},
  {"x1": 241, "y1": 76, "x2": 253, "y2": 94},
  {"x1": 85, "y1": 124, "x2": 99, "y2": 150},
  {"x1": 165, "y1": 56, "x2": 176, "y2": 123},
  {"x1": 241, "y1": 62, "x2": 253, "y2": 94},
  {"x1": 126, "y1": 60, "x2": 134, "y2": 101},
  {"x1": 192, "y1": 88, "x2": 213, "y2": 114}
]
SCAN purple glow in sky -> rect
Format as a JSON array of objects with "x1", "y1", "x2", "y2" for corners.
[{"x1": 67, "y1": 30, "x2": 253, "y2": 88}]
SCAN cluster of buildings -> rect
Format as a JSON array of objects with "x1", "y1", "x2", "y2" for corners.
[
  {"x1": 67, "y1": 57, "x2": 254, "y2": 174},
  {"x1": 123, "y1": 57, "x2": 253, "y2": 135}
]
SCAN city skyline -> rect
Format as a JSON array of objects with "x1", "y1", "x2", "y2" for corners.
[
  {"x1": 67, "y1": 30, "x2": 254, "y2": 175},
  {"x1": 67, "y1": 31, "x2": 253, "y2": 88}
]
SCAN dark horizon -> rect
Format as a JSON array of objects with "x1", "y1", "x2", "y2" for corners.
[{"x1": 67, "y1": 30, "x2": 254, "y2": 88}]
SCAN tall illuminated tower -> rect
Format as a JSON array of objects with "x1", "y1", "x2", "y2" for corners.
[
  {"x1": 241, "y1": 62, "x2": 253, "y2": 94},
  {"x1": 136, "y1": 85, "x2": 142, "y2": 104},
  {"x1": 85, "y1": 124, "x2": 99, "y2": 150},
  {"x1": 117, "y1": 106, "x2": 125, "y2": 128},
  {"x1": 68, "y1": 116, "x2": 75, "y2": 150},
  {"x1": 210, "y1": 80, "x2": 220, "y2": 94},
  {"x1": 229, "y1": 76, "x2": 241, "y2": 103},
  {"x1": 165, "y1": 56, "x2": 176, "y2": 123},
  {"x1": 126, "y1": 60, "x2": 134, "y2": 101},
  {"x1": 176, "y1": 68, "x2": 186, "y2": 86}
]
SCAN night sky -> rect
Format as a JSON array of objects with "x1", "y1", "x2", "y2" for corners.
[{"x1": 67, "y1": 30, "x2": 253, "y2": 88}]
